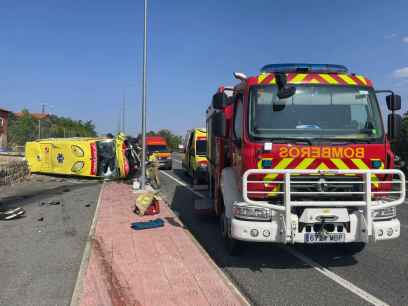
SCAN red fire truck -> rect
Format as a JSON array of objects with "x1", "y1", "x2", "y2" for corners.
[{"x1": 205, "y1": 63, "x2": 405, "y2": 255}]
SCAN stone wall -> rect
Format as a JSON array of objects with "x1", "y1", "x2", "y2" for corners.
[{"x1": 0, "y1": 157, "x2": 30, "y2": 186}]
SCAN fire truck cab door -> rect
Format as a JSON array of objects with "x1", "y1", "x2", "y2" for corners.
[{"x1": 231, "y1": 96, "x2": 244, "y2": 180}]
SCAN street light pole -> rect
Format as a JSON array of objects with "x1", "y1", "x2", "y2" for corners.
[
  {"x1": 122, "y1": 94, "x2": 126, "y2": 133},
  {"x1": 140, "y1": 0, "x2": 148, "y2": 188},
  {"x1": 38, "y1": 103, "x2": 46, "y2": 139}
]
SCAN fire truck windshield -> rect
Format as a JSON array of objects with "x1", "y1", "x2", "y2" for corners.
[{"x1": 249, "y1": 85, "x2": 384, "y2": 142}]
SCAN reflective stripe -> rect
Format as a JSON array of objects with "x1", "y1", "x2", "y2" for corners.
[
  {"x1": 296, "y1": 158, "x2": 315, "y2": 170},
  {"x1": 319, "y1": 74, "x2": 338, "y2": 84},
  {"x1": 290, "y1": 74, "x2": 307, "y2": 84},
  {"x1": 337, "y1": 74, "x2": 357, "y2": 85},
  {"x1": 264, "y1": 158, "x2": 293, "y2": 181},
  {"x1": 256, "y1": 73, "x2": 372, "y2": 87},
  {"x1": 355, "y1": 75, "x2": 368, "y2": 86}
]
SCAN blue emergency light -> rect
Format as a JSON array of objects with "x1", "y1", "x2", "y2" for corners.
[{"x1": 260, "y1": 63, "x2": 348, "y2": 74}]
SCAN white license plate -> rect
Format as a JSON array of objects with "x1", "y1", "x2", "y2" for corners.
[{"x1": 304, "y1": 233, "x2": 345, "y2": 243}]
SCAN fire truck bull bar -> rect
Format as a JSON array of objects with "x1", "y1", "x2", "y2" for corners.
[{"x1": 240, "y1": 169, "x2": 406, "y2": 243}]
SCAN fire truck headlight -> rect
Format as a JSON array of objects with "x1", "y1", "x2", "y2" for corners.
[
  {"x1": 233, "y1": 204, "x2": 271, "y2": 221},
  {"x1": 372, "y1": 207, "x2": 396, "y2": 220}
]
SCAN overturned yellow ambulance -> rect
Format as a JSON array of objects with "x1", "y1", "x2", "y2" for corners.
[{"x1": 25, "y1": 134, "x2": 133, "y2": 178}]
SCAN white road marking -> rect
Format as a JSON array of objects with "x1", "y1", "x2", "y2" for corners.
[
  {"x1": 160, "y1": 170, "x2": 205, "y2": 199},
  {"x1": 161, "y1": 168, "x2": 391, "y2": 306},
  {"x1": 285, "y1": 247, "x2": 389, "y2": 306}
]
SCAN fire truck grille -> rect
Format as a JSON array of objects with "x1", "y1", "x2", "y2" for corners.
[{"x1": 290, "y1": 175, "x2": 364, "y2": 201}]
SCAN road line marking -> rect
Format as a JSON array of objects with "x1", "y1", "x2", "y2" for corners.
[
  {"x1": 162, "y1": 168, "x2": 391, "y2": 306},
  {"x1": 70, "y1": 183, "x2": 105, "y2": 306},
  {"x1": 285, "y1": 247, "x2": 389, "y2": 306},
  {"x1": 160, "y1": 170, "x2": 205, "y2": 198}
]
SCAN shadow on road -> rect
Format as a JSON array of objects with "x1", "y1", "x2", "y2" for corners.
[
  {"x1": 0, "y1": 180, "x2": 101, "y2": 209},
  {"x1": 169, "y1": 185, "x2": 359, "y2": 271}
]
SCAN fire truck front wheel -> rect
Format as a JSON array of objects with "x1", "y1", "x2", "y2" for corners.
[{"x1": 220, "y1": 212, "x2": 241, "y2": 256}]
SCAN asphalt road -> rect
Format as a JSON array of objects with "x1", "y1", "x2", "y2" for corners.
[
  {"x1": 0, "y1": 175, "x2": 102, "y2": 306},
  {"x1": 159, "y1": 153, "x2": 408, "y2": 306}
]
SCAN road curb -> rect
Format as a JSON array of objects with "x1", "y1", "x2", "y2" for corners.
[
  {"x1": 69, "y1": 182, "x2": 105, "y2": 306},
  {"x1": 157, "y1": 193, "x2": 252, "y2": 306}
]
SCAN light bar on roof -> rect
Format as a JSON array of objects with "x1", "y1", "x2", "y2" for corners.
[{"x1": 260, "y1": 63, "x2": 348, "y2": 74}]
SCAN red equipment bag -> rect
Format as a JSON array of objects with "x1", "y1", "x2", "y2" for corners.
[{"x1": 144, "y1": 198, "x2": 160, "y2": 215}]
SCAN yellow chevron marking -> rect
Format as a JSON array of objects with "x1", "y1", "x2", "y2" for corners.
[
  {"x1": 290, "y1": 74, "x2": 307, "y2": 84},
  {"x1": 264, "y1": 158, "x2": 293, "y2": 197},
  {"x1": 258, "y1": 73, "x2": 268, "y2": 83},
  {"x1": 320, "y1": 74, "x2": 338, "y2": 84},
  {"x1": 296, "y1": 158, "x2": 315, "y2": 170},
  {"x1": 308, "y1": 78, "x2": 320, "y2": 84},
  {"x1": 268, "y1": 77, "x2": 276, "y2": 84},
  {"x1": 338, "y1": 74, "x2": 357, "y2": 85},
  {"x1": 317, "y1": 162, "x2": 329, "y2": 170},
  {"x1": 352, "y1": 159, "x2": 379, "y2": 187},
  {"x1": 356, "y1": 75, "x2": 367, "y2": 85},
  {"x1": 264, "y1": 158, "x2": 293, "y2": 182},
  {"x1": 331, "y1": 158, "x2": 355, "y2": 176}
]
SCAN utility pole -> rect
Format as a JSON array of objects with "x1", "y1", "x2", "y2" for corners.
[
  {"x1": 140, "y1": 0, "x2": 148, "y2": 188},
  {"x1": 38, "y1": 103, "x2": 45, "y2": 139},
  {"x1": 122, "y1": 95, "x2": 126, "y2": 133}
]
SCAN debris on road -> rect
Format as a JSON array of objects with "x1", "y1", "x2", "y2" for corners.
[
  {"x1": 47, "y1": 201, "x2": 60, "y2": 206},
  {"x1": 130, "y1": 218, "x2": 164, "y2": 230},
  {"x1": 134, "y1": 191, "x2": 160, "y2": 216},
  {"x1": 37, "y1": 217, "x2": 44, "y2": 222},
  {"x1": 85, "y1": 203, "x2": 91, "y2": 207},
  {"x1": 0, "y1": 207, "x2": 25, "y2": 220}
]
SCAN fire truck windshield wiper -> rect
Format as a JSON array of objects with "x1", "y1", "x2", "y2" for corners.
[
  {"x1": 313, "y1": 137, "x2": 374, "y2": 144},
  {"x1": 270, "y1": 137, "x2": 312, "y2": 146}
]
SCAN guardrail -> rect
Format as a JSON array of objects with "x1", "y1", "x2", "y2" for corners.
[{"x1": 242, "y1": 169, "x2": 405, "y2": 241}]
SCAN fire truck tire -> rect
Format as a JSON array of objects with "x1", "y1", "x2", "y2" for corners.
[
  {"x1": 192, "y1": 172, "x2": 199, "y2": 186},
  {"x1": 340, "y1": 242, "x2": 366, "y2": 255},
  {"x1": 220, "y1": 212, "x2": 241, "y2": 256}
]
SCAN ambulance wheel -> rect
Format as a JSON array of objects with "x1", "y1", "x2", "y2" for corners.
[
  {"x1": 341, "y1": 242, "x2": 366, "y2": 255},
  {"x1": 220, "y1": 212, "x2": 241, "y2": 256}
]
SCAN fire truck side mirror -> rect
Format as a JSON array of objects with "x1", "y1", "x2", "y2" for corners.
[
  {"x1": 386, "y1": 94, "x2": 401, "y2": 111},
  {"x1": 212, "y1": 112, "x2": 225, "y2": 137},
  {"x1": 212, "y1": 92, "x2": 227, "y2": 110},
  {"x1": 388, "y1": 113, "x2": 402, "y2": 142}
]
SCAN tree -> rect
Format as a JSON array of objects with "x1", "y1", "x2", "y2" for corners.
[
  {"x1": 7, "y1": 109, "x2": 98, "y2": 147},
  {"x1": 7, "y1": 110, "x2": 37, "y2": 146}
]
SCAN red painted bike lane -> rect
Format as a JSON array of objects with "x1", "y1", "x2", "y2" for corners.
[{"x1": 72, "y1": 182, "x2": 249, "y2": 306}]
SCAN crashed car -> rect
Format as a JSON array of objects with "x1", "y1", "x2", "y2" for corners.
[{"x1": 25, "y1": 133, "x2": 137, "y2": 179}]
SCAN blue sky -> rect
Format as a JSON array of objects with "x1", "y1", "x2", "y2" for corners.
[{"x1": 1, "y1": 0, "x2": 407, "y2": 136}]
